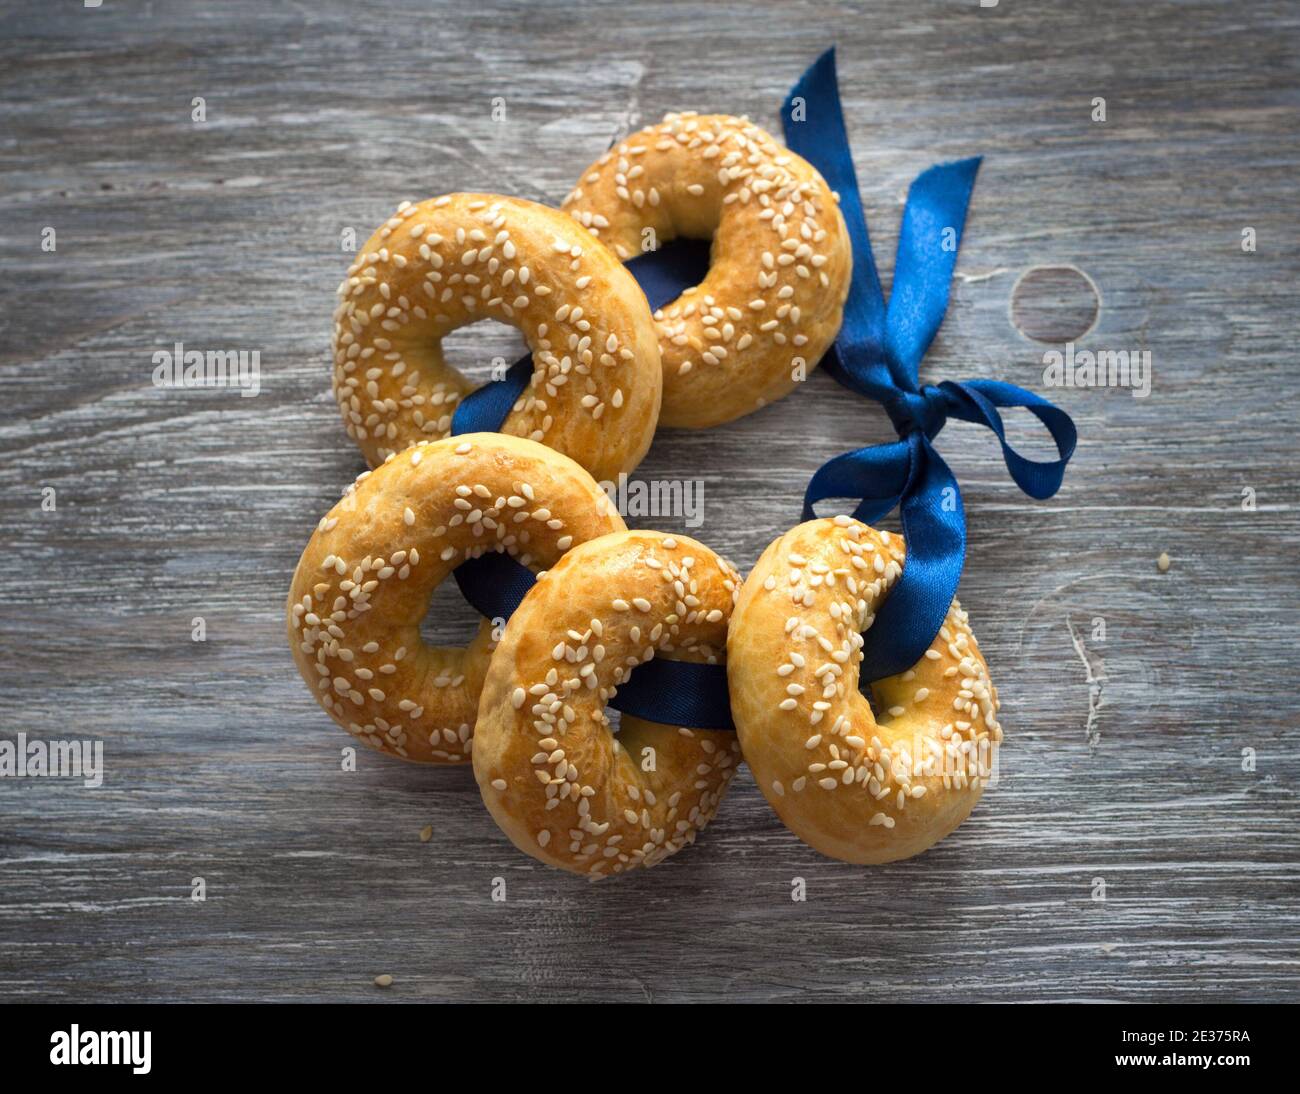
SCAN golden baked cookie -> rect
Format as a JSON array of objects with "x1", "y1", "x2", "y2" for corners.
[
  {"x1": 728, "y1": 516, "x2": 1002, "y2": 863},
  {"x1": 563, "y1": 114, "x2": 852, "y2": 428},
  {"x1": 473, "y1": 530, "x2": 743, "y2": 877},
  {"x1": 332, "y1": 193, "x2": 662, "y2": 481},
  {"x1": 287, "y1": 433, "x2": 625, "y2": 763}
]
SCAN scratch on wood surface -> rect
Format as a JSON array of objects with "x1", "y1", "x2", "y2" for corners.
[
  {"x1": 957, "y1": 267, "x2": 1011, "y2": 284},
  {"x1": 1066, "y1": 615, "x2": 1105, "y2": 748}
]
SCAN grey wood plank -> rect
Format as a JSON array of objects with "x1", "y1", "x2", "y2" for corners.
[{"x1": 1, "y1": 0, "x2": 1298, "y2": 1002}]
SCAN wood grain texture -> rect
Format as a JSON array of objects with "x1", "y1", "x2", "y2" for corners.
[{"x1": 1, "y1": 0, "x2": 1298, "y2": 1003}]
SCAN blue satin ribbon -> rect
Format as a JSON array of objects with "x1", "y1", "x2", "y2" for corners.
[{"x1": 782, "y1": 49, "x2": 1077, "y2": 680}]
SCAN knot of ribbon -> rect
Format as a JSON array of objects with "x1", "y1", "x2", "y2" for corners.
[
  {"x1": 882, "y1": 384, "x2": 951, "y2": 440},
  {"x1": 784, "y1": 49, "x2": 1078, "y2": 682}
]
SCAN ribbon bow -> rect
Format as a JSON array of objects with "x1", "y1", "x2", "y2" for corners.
[{"x1": 782, "y1": 49, "x2": 1077, "y2": 681}]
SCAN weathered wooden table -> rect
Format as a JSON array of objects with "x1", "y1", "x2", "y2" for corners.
[{"x1": 2, "y1": 0, "x2": 1297, "y2": 1003}]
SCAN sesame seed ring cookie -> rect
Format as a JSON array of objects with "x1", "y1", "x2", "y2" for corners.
[
  {"x1": 287, "y1": 433, "x2": 626, "y2": 764},
  {"x1": 562, "y1": 113, "x2": 852, "y2": 429},
  {"x1": 472, "y1": 530, "x2": 743, "y2": 878},
  {"x1": 332, "y1": 193, "x2": 663, "y2": 481},
  {"x1": 727, "y1": 516, "x2": 1003, "y2": 864}
]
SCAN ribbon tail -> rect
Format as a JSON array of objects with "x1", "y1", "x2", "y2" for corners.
[
  {"x1": 883, "y1": 157, "x2": 981, "y2": 383},
  {"x1": 858, "y1": 436, "x2": 966, "y2": 682},
  {"x1": 783, "y1": 49, "x2": 892, "y2": 401}
]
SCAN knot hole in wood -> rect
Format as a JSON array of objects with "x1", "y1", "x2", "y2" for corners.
[{"x1": 1009, "y1": 265, "x2": 1100, "y2": 343}]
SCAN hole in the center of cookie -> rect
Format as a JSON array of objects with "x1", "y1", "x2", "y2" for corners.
[
  {"x1": 629, "y1": 236, "x2": 714, "y2": 306},
  {"x1": 442, "y1": 318, "x2": 529, "y2": 387},
  {"x1": 419, "y1": 576, "x2": 487, "y2": 650}
]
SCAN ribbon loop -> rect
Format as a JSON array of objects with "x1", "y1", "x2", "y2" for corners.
[
  {"x1": 940, "y1": 379, "x2": 1077, "y2": 499},
  {"x1": 883, "y1": 157, "x2": 983, "y2": 375}
]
